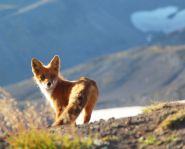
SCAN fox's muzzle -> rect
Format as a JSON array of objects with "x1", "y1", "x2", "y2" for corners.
[{"x1": 47, "y1": 82, "x2": 52, "y2": 88}]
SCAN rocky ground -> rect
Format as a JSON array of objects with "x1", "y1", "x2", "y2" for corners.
[
  {"x1": 55, "y1": 102, "x2": 185, "y2": 149},
  {"x1": 2, "y1": 102, "x2": 185, "y2": 149}
]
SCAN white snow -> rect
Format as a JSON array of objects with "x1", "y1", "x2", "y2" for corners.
[
  {"x1": 131, "y1": 6, "x2": 185, "y2": 34},
  {"x1": 76, "y1": 106, "x2": 144, "y2": 124},
  {"x1": 76, "y1": 100, "x2": 185, "y2": 124}
]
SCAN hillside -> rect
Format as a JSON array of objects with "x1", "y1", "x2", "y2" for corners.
[
  {"x1": 1, "y1": 101, "x2": 185, "y2": 148},
  {"x1": 1, "y1": 0, "x2": 185, "y2": 85},
  {"x1": 62, "y1": 102, "x2": 185, "y2": 148},
  {"x1": 6, "y1": 45, "x2": 185, "y2": 109},
  {"x1": 0, "y1": 87, "x2": 12, "y2": 99}
]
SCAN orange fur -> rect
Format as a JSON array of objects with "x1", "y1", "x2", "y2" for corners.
[{"x1": 31, "y1": 55, "x2": 98, "y2": 127}]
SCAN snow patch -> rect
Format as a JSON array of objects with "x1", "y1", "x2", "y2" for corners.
[
  {"x1": 76, "y1": 106, "x2": 144, "y2": 124},
  {"x1": 77, "y1": 100, "x2": 185, "y2": 124},
  {"x1": 131, "y1": 6, "x2": 185, "y2": 34}
]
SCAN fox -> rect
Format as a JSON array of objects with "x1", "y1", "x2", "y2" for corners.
[{"x1": 31, "y1": 55, "x2": 98, "y2": 127}]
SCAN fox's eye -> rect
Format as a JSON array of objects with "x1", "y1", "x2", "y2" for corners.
[{"x1": 40, "y1": 75, "x2": 45, "y2": 81}]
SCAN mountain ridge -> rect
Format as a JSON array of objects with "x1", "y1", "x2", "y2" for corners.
[
  {"x1": 6, "y1": 45, "x2": 185, "y2": 108},
  {"x1": 1, "y1": 0, "x2": 185, "y2": 85}
]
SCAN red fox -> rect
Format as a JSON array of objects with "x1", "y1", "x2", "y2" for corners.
[{"x1": 31, "y1": 55, "x2": 98, "y2": 127}]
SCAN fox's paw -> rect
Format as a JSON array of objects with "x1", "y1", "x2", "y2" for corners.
[
  {"x1": 51, "y1": 120, "x2": 64, "y2": 128},
  {"x1": 46, "y1": 124, "x2": 52, "y2": 128},
  {"x1": 51, "y1": 123, "x2": 60, "y2": 128}
]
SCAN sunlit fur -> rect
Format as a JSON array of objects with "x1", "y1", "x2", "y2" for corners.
[{"x1": 31, "y1": 55, "x2": 99, "y2": 127}]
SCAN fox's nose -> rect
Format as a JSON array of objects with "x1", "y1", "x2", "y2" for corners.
[{"x1": 47, "y1": 82, "x2": 51, "y2": 87}]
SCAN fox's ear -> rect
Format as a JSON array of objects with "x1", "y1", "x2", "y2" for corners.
[
  {"x1": 31, "y1": 58, "x2": 43, "y2": 74},
  {"x1": 50, "y1": 55, "x2": 60, "y2": 72}
]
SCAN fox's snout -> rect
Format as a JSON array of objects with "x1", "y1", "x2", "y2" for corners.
[
  {"x1": 47, "y1": 81, "x2": 52, "y2": 87},
  {"x1": 45, "y1": 80, "x2": 54, "y2": 88},
  {"x1": 41, "y1": 78, "x2": 57, "y2": 90}
]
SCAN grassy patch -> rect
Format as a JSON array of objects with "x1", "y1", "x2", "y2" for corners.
[
  {"x1": 166, "y1": 135, "x2": 178, "y2": 143},
  {"x1": 163, "y1": 135, "x2": 178, "y2": 144},
  {"x1": 143, "y1": 102, "x2": 166, "y2": 114},
  {"x1": 0, "y1": 99, "x2": 54, "y2": 133},
  {"x1": 139, "y1": 135, "x2": 157, "y2": 145},
  {"x1": 157, "y1": 108, "x2": 185, "y2": 131},
  {"x1": 156, "y1": 135, "x2": 179, "y2": 145},
  {"x1": 102, "y1": 135, "x2": 119, "y2": 142},
  {"x1": 7, "y1": 129, "x2": 93, "y2": 149},
  {"x1": 139, "y1": 135, "x2": 178, "y2": 146},
  {"x1": 0, "y1": 99, "x2": 93, "y2": 149}
]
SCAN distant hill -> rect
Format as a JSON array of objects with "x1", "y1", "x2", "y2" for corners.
[
  {"x1": 1, "y1": 0, "x2": 185, "y2": 85},
  {"x1": 0, "y1": 87, "x2": 12, "y2": 99},
  {"x1": 6, "y1": 45, "x2": 185, "y2": 109}
]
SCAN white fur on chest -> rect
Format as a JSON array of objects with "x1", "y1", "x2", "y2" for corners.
[{"x1": 38, "y1": 83, "x2": 56, "y2": 113}]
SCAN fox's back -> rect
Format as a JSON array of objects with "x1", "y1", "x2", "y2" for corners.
[{"x1": 52, "y1": 77, "x2": 98, "y2": 102}]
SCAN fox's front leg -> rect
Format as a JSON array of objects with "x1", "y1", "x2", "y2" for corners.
[
  {"x1": 51, "y1": 103, "x2": 82, "y2": 127},
  {"x1": 52, "y1": 93, "x2": 88, "y2": 127},
  {"x1": 52, "y1": 108, "x2": 64, "y2": 127}
]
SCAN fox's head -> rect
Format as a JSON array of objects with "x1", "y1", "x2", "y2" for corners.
[{"x1": 31, "y1": 55, "x2": 60, "y2": 90}]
